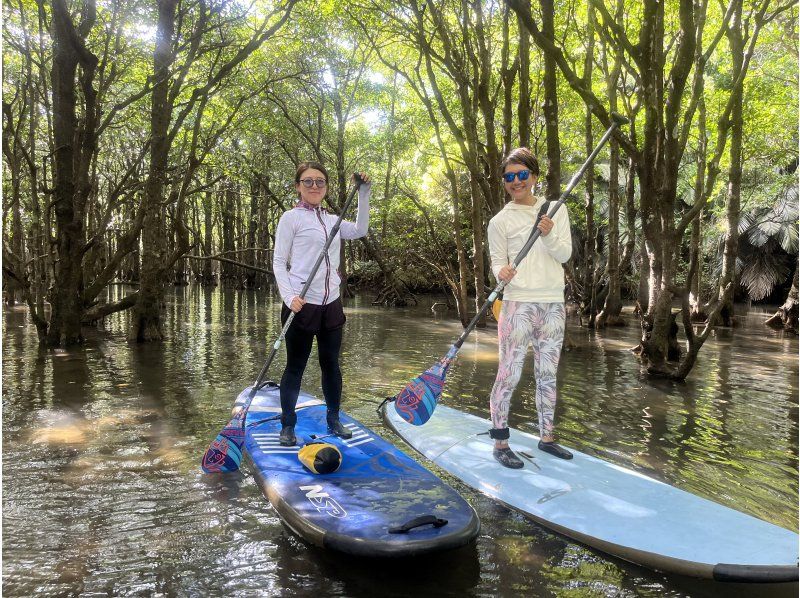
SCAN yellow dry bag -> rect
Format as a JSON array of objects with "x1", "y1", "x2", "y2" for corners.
[
  {"x1": 491, "y1": 298, "x2": 502, "y2": 322},
  {"x1": 298, "y1": 442, "x2": 342, "y2": 474}
]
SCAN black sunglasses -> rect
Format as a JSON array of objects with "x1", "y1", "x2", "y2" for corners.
[{"x1": 299, "y1": 178, "x2": 327, "y2": 188}]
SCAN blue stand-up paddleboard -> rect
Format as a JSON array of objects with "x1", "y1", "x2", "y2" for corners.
[
  {"x1": 383, "y1": 404, "x2": 798, "y2": 581},
  {"x1": 234, "y1": 385, "x2": 480, "y2": 557}
]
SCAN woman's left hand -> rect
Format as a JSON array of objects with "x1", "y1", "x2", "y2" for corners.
[{"x1": 538, "y1": 214, "x2": 554, "y2": 236}]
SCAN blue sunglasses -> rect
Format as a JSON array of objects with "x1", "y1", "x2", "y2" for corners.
[{"x1": 502, "y1": 170, "x2": 531, "y2": 183}]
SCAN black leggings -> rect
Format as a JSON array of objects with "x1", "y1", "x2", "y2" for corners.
[{"x1": 279, "y1": 320, "x2": 344, "y2": 428}]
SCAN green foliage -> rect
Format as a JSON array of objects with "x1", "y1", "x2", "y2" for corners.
[{"x1": 2, "y1": 0, "x2": 797, "y2": 314}]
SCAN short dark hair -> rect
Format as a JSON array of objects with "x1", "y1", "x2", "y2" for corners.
[
  {"x1": 501, "y1": 147, "x2": 539, "y2": 177},
  {"x1": 295, "y1": 161, "x2": 329, "y2": 184}
]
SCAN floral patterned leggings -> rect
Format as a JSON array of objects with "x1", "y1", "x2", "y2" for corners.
[{"x1": 489, "y1": 300, "x2": 566, "y2": 439}]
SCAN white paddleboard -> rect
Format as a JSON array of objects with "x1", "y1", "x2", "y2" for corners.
[{"x1": 383, "y1": 403, "x2": 798, "y2": 582}]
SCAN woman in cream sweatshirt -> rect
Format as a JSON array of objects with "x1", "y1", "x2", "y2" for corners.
[{"x1": 486, "y1": 147, "x2": 572, "y2": 468}]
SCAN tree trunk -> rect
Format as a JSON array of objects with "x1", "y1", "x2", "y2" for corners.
[
  {"x1": 715, "y1": 3, "x2": 745, "y2": 328},
  {"x1": 539, "y1": 0, "x2": 561, "y2": 200},
  {"x1": 597, "y1": 135, "x2": 624, "y2": 327},
  {"x1": 401, "y1": 69, "x2": 469, "y2": 318},
  {"x1": 619, "y1": 154, "x2": 638, "y2": 283},
  {"x1": 220, "y1": 184, "x2": 237, "y2": 282},
  {"x1": 395, "y1": 0, "x2": 502, "y2": 316},
  {"x1": 583, "y1": 107, "x2": 596, "y2": 324},
  {"x1": 258, "y1": 169, "x2": 275, "y2": 287},
  {"x1": 582, "y1": 3, "x2": 596, "y2": 324},
  {"x1": 473, "y1": 3, "x2": 504, "y2": 215},
  {"x1": 625, "y1": 0, "x2": 697, "y2": 373},
  {"x1": 451, "y1": 176, "x2": 470, "y2": 326},
  {"x1": 2, "y1": 111, "x2": 24, "y2": 306},
  {"x1": 246, "y1": 177, "x2": 259, "y2": 288},
  {"x1": 597, "y1": 1, "x2": 624, "y2": 328},
  {"x1": 27, "y1": 11, "x2": 49, "y2": 333},
  {"x1": 470, "y1": 173, "x2": 487, "y2": 326},
  {"x1": 333, "y1": 86, "x2": 351, "y2": 299},
  {"x1": 47, "y1": 0, "x2": 99, "y2": 346},
  {"x1": 689, "y1": 100, "x2": 707, "y2": 322},
  {"x1": 517, "y1": 1, "x2": 532, "y2": 148},
  {"x1": 672, "y1": 1, "x2": 773, "y2": 380},
  {"x1": 500, "y1": 5, "x2": 517, "y2": 159},
  {"x1": 765, "y1": 266, "x2": 798, "y2": 332},
  {"x1": 130, "y1": 0, "x2": 178, "y2": 342},
  {"x1": 202, "y1": 187, "x2": 215, "y2": 285}
]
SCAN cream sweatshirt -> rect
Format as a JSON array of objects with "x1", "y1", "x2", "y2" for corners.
[{"x1": 487, "y1": 196, "x2": 572, "y2": 303}]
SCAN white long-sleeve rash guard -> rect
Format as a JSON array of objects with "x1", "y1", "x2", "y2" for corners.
[{"x1": 273, "y1": 184, "x2": 370, "y2": 307}]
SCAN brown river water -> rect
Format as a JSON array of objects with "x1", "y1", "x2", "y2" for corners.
[{"x1": 2, "y1": 285, "x2": 797, "y2": 597}]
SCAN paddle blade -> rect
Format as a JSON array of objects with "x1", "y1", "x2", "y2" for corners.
[
  {"x1": 201, "y1": 414, "x2": 246, "y2": 473},
  {"x1": 394, "y1": 358, "x2": 452, "y2": 426}
]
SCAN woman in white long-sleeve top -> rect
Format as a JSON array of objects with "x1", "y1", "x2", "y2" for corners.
[
  {"x1": 487, "y1": 147, "x2": 573, "y2": 468},
  {"x1": 272, "y1": 161, "x2": 371, "y2": 446}
]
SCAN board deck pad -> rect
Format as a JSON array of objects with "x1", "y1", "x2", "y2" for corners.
[
  {"x1": 383, "y1": 403, "x2": 798, "y2": 582},
  {"x1": 233, "y1": 385, "x2": 480, "y2": 557}
]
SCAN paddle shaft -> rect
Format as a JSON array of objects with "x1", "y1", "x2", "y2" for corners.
[
  {"x1": 451, "y1": 114, "x2": 628, "y2": 352},
  {"x1": 250, "y1": 174, "x2": 364, "y2": 397}
]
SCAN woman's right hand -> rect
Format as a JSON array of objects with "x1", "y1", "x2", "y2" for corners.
[
  {"x1": 290, "y1": 296, "x2": 306, "y2": 313},
  {"x1": 498, "y1": 265, "x2": 517, "y2": 283},
  {"x1": 353, "y1": 172, "x2": 371, "y2": 186}
]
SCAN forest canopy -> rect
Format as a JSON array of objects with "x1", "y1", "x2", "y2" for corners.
[{"x1": 2, "y1": 0, "x2": 798, "y2": 378}]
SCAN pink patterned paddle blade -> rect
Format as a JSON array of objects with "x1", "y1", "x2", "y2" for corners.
[
  {"x1": 394, "y1": 357, "x2": 452, "y2": 426},
  {"x1": 201, "y1": 413, "x2": 246, "y2": 473}
]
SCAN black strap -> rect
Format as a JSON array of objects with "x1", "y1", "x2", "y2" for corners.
[
  {"x1": 246, "y1": 402, "x2": 314, "y2": 429},
  {"x1": 388, "y1": 515, "x2": 448, "y2": 534},
  {"x1": 245, "y1": 413, "x2": 282, "y2": 428},
  {"x1": 376, "y1": 396, "x2": 395, "y2": 414},
  {"x1": 489, "y1": 427, "x2": 510, "y2": 440},
  {"x1": 254, "y1": 379, "x2": 280, "y2": 392}
]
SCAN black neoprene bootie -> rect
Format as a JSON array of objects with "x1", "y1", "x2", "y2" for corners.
[
  {"x1": 538, "y1": 440, "x2": 573, "y2": 460},
  {"x1": 327, "y1": 413, "x2": 352, "y2": 439},
  {"x1": 279, "y1": 425, "x2": 296, "y2": 447},
  {"x1": 493, "y1": 447, "x2": 524, "y2": 469}
]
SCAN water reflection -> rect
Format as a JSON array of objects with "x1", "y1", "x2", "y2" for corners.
[{"x1": 3, "y1": 287, "x2": 797, "y2": 597}]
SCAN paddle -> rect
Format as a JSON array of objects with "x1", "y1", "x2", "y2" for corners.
[
  {"x1": 201, "y1": 173, "x2": 365, "y2": 473},
  {"x1": 388, "y1": 113, "x2": 629, "y2": 426}
]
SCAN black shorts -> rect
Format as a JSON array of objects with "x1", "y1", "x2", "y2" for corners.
[{"x1": 280, "y1": 297, "x2": 346, "y2": 334}]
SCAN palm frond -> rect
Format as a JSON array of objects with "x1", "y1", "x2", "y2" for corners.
[
  {"x1": 747, "y1": 217, "x2": 772, "y2": 247},
  {"x1": 757, "y1": 215, "x2": 783, "y2": 238},
  {"x1": 740, "y1": 246, "x2": 790, "y2": 301},
  {"x1": 775, "y1": 185, "x2": 798, "y2": 217},
  {"x1": 779, "y1": 224, "x2": 798, "y2": 253},
  {"x1": 775, "y1": 185, "x2": 799, "y2": 252},
  {"x1": 734, "y1": 255, "x2": 745, "y2": 277},
  {"x1": 738, "y1": 211, "x2": 755, "y2": 235}
]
